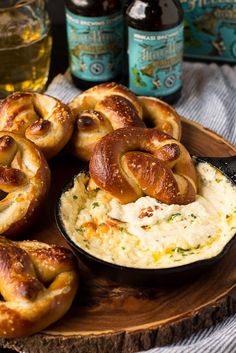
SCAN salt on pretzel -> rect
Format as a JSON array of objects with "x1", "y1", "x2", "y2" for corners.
[
  {"x1": 0, "y1": 132, "x2": 50, "y2": 237},
  {"x1": 0, "y1": 237, "x2": 78, "y2": 337},
  {"x1": 68, "y1": 82, "x2": 145, "y2": 161},
  {"x1": 69, "y1": 82, "x2": 181, "y2": 161},
  {"x1": 0, "y1": 92, "x2": 74, "y2": 159},
  {"x1": 90, "y1": 127, "x2": 197, "y2": 205}
]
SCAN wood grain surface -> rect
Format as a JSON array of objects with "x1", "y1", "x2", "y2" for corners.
[{"x1": 1, "y1": 120, "x2": 236, "y2": 353}]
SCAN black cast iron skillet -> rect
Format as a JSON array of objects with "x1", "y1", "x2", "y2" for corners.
[{"x1": 55, "y1": 155, "x2": 236, "y2": 287}]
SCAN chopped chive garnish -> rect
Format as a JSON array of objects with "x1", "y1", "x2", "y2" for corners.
[
  {"x1": 172, "y1": 247, "x2": 190, "y2": 254},
  {"x1": 168, "y1": 213, "x2": 182, "y2": 222},
  {"x1": 76, "y1": 227, "x2": 84, "y2": 234},
  {"x1": 92, "y1": 202, "x2": 99, "y2": 208}
]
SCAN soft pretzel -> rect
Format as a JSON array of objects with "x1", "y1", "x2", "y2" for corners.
[
  {"x1": 0, "y1": 237, "x2": 78, "y2": 338},
  {"x1": 69, "y1": 82, "x2": 143, "y2": 117},
  {"x1": 138, "y1": 96, "x2": 182, "y2": 140},
  {"x1": 0, "y1": 132, "x2": 50, "y2": 237},
  {"x1": 68, "y1": 82, "x2": 145, "y2": 161},
  {"x1": 69, "y1": 83, "x2": 182, "y2": 161},
  {"x1": 0, "y1": 92, "x2": 74, "y2": 159},
  {"x1": 90, "y1": 127, "x2": 197, "y2": 205}
]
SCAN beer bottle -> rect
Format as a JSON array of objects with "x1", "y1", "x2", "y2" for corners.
[
  {"x1": 126, "y1": 0, "x2": 184, "y2": 103},
  {"x1": 65, "y1": 0, "x2": 124, "y2": 89}
]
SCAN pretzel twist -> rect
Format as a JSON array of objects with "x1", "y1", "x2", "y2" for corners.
[
  {"x1": 0, "y1": 132, "x2": 50, "y2": 237},
  {"x1": 0, "y1": 92, "x2": 74, "y2": 159},
  {"x1": 0, "y1": 237, "x2": 78, "y2": 338},
  {"x1": 69, "y1": 83, "x2": 181, "y2": 161},
  {"x1": 138, "y1": 96, "x2": 182, "y2": 141},
  {"x1": 90, "y1": 127, "x2": 197, "y2": 205},
  {"x1": 69, "y1": 83, "x2": 145, "y2": 161}
]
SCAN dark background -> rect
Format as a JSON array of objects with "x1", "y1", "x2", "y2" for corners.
[
  {"x1": 47, "y1": 0, "x2": 69, "y2": 80},
  {"x1": 47, "y1": 0, "x2": 66, "y2": 24}
]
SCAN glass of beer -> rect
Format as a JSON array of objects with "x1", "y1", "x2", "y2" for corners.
[{"x1": 0, "y1": 0, "x2": 52, "y2": 98}]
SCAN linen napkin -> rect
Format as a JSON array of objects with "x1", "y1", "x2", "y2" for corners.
[{"x1": 46, "y1": 61, "x2": 236, "y2": 353}]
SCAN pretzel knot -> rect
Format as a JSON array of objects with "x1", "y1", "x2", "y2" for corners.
[
  {"x1": 0, "y1": 132, "x2": 50, "y2": 237},
  {"x1": 0, "y1": 92, "x2": 74, "y2": 159},
  {"x1": 0, "y1": 237, "x2": 78, "y2": 337},
  {"x1": 90, "y1": 127, "x2": 197, "y2": 205},
  {"x1": 69, "y1": 82, "x2": 181, "y2": 161}
]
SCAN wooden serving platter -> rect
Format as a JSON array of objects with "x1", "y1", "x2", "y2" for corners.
[{"x1": 1, "y1": 119, "x2": 236, "y2": 353}]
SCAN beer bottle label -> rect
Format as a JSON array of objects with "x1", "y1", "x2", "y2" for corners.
[
  {"x1": 66, "y1": 10, "x2": 124, "y2": 82},
  {"x1": 128, "y1": 24, "x2": 183, "y2": 96},
  {"x1": 181, "y1": 0, "x2": 236, "y2": 63}
]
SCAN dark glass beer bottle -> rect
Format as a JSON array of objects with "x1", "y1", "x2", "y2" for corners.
[
  {"x1": 126, "y1": 0, "x2": 184, "y2": 103},
  {"x1": 65, "y1": 0, "x2": 124, "y2": 89}
]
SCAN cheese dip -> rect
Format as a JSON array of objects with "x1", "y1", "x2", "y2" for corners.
[{"x1": 59, "y1": 163, "x2": 236, "y2": 269}]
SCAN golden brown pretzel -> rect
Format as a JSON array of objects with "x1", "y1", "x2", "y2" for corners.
[
  {"x1": 69, "y1": 82, "x2": 145, "y2": 161},
  {"x1": 138, "y1": 96, "x2": 182, "y2": 140},
  {"x1": 90, "y1": 127, "x2": 197, "y2": 205},
  {"x1": 0, "y1": 92, "x2": 74, "y2": 159},
  {"x1": 0, "y1": 237, "x2": 78, "y2": 338},
  {"x1": 69, "y1": 82, "x2": 143, "y2": 116},
  {"x1": 69, "y1": 83, "x2": 182, "y2": 161},
  {"x1": 0, "y1": 132, "x2": 50, "y2": 237}
]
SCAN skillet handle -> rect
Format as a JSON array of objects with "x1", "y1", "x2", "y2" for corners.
[{"x1": 194, "y1": 155, "x2": 236, "y2": 184}]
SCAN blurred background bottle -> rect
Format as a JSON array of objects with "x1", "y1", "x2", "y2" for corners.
[
  {"x1": 181, "y1": 0, "x2": 236, "y2": 63},
  {"x1": 65, "y1": 0, "x2": 124, "y2": 89},
  {"x1": 126, "y1": 0, "x2": 184, "y2": 103},
  {"x1": 122, "y1": 0, "x2": 133, "y2": 84},
  {"x1": 0, "y1": 0, "x2": 52, "y2": 98}
]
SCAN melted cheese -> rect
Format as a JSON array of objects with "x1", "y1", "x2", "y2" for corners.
[{"x1": 60, "y1": 163, "x2": 236, "y2": 269}]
